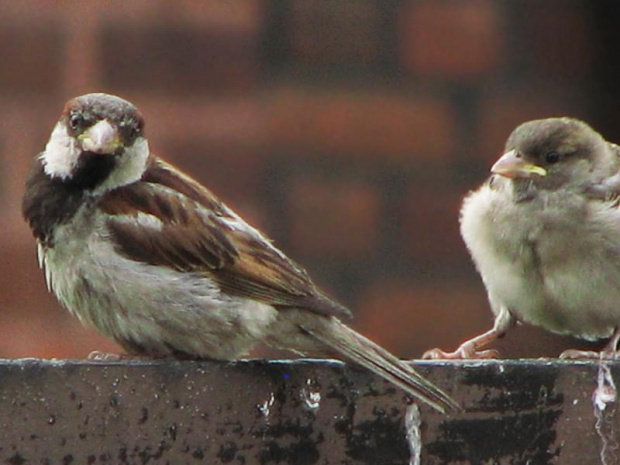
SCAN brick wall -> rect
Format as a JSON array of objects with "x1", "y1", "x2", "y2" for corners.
[{"x1": 1, "y1": 0, "x2": 616, "y2": 360}]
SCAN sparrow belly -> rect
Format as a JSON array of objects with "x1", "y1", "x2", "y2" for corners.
[
  {"x1": 529, "y1": 201, "x2": 620, "y2": 339},
  {"x1": 40, "y1": 218, "x2": 279, "y2": 360},
  {"x1": 462, "y1": 186, "x2": 620, "y2": 341}
]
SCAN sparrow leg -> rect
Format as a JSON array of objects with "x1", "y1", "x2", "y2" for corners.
[
  {"x1": 87, "y1": 351, "x2": 163, "y2": 361},
  {"x1": 423, "y1": 308, "x2": 515, "y2": 360},
  {"x1": 422, "y1": 329, "x2": 502, "y2": 360},
  {"x1": 560, "y1": 327, "x2": 620, "y2": 360},
  {"x1": 88, "y1": 351, "x2": 126, "y2": 361}
]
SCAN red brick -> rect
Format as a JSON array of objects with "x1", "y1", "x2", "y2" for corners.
[
  {"x1": 135, "y1": 95, "x2": 269, "y2": 227},
  {"x1": 155, "y1": 0, "x2": 261, "y2": 32},
  {"x1": 100, "y1": 25, "x2": 258, "y2": 95},
  {"x1": 288, "y1": 0, "x2": 382, "y2": 66},
  {"x1": 0, "y1": 1, "x2": 262, "y2": 32},
  {"x1": 399, "y1": 0, "x2": 502, "y2": 79},
  {"x1": 354, "y1": 280, "x2": 491, "y2": 358},
  {"x1": 286, "y1": 178, "x2": 381, "y2": 258},
  {"x1": 160, "y1": 140, "x2": 263, "y2": 201},
  {"x1": 0, "y1": 0, "x2": 603, "y2": 365},
  {"x1": 0, "y1": 1, "x2": 146, "y2": 24},
  {"x1": 401, "y1": 187, "x2": 467, "y2": 262},
  {"x1": 1, "y1": 246, "x2": 51, "y2": 313},
  {"x1": 1, "y1": 104, "x2": 59, "y2": 243},
  {"x1": 140, "y1": 97, "x2": 264, "y2": 148},
  {"x1": 474, "y1": 92, "x2": 584, "y2": 164},
  {"x1": 62, "y1": 12, "x2": 101, "y2": 96},
  {"x1": 522, "y1": 3, "x2": 593, "y2": 79},
  {"x1": 355, "y1": 279, "x2": 595, "y2": 359},
  {"x1": 160, "y1": 139, "x2": 270, "y2": 231},
  {"x1": 0, "y1": 312, "x2": 121, "y2": 359},
  {"x1": 0, "y1": 246, "x2": 121, "y2": 359},
  {"x1": 0, "y1": 27, "x2": 63, "y2": 94},
  {"x1": 264, "y1": 88, "x2": 456, "y2": 163}
]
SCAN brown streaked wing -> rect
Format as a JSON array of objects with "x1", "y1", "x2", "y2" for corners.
[
  {"x1": 141, "y1": 156, "x2": 229, "y2": 216},
  {"x1": 215, "y1": 235, "x2": 352, "y2": 318},
  {"x1": 101, "y1": 183, "x2": 237, "y2": 272},
  {"x1": 100, "y1": 160, "x2": 352, "y2": 319}
]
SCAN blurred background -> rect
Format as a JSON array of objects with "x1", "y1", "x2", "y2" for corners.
[{"x1": 2, "y1": 0, "x2": 619, "y2": 360}]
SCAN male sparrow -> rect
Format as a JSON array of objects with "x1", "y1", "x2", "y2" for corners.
[
  {"x1": 22, "y1": 93, "x2": 458, "y2": 413},
  {"x1": 425, "y1": 117, "x2": 620, "y2": 360}
]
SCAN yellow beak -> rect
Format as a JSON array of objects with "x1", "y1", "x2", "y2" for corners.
[
  {"x1": 491, "y1": 149, "x2": 547, "y2": 179},
  {"x1": 78, "y1": 120, "x2": 122, "y2": 154}
]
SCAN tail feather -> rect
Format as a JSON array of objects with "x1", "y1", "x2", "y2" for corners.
[{"x1": 303, "y1": 319, "x2": 460, "y2": 413}]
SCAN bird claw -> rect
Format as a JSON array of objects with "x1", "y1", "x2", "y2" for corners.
[
  {"x1": 559, "y1": 349, "x2": 620, "y2": 360},
  {"x1": 423, "y1": 345, "x2": 501, "y2": 360},
  {"x1": 87, "y1": 351, "x2": 149, "y2": 361},
  {"x1": 88, "y1": 351, "x2": 164, "y2": 361},
  {"x1": 88, "y1": 351, "x2": 124, "y2": 361}
]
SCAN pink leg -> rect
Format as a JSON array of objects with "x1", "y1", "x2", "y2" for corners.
[
  {"x1": 88, "y1": 351, "x2": 125, "y2": 361},
  {"x1": 87, "y1": 351, "x2": 158, "y2": 361},
  {"x1": 560, "y1": 328, "x2": 620, "y2": 360},
  {"x1": 423, "y1": 308, "x2": 515, "y2": 360}
]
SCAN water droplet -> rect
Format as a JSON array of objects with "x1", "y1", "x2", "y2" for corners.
[
  {"x1": 301, "y1": 379, "x2": 321, "y2": 410},
  {"x1": 258, "y1": 393, "x2": 275, "y2": 418}
]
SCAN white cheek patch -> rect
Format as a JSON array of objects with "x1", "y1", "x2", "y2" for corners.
[
  {"x1": 42, "y1": 122, "x2": 81, "y2": 179},
  {"x1": 41, "y1": 123, "x2": 149, "y2": 192},
  {"x1": 94, "y1": 137, "x2": 150, "y2": 194}
]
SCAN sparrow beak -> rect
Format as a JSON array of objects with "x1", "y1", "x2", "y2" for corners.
[
  {"x1": 491, "y1": 149, "x2": 547, "y2": 179},
  {"x1": 78, "y1": 120, "x2": 122, "y2": 154}
]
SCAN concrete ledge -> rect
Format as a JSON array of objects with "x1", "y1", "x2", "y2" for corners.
[{"x1": 0, "y1": 358, "x2": 617, "y2": 464}]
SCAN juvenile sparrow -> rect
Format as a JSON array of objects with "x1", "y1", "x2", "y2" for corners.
[
  {"x1": 425, "y1": 117, "x2": 620, "y2": 360},
  {"x1": 22, "y1": 93, "x2": 458, "y2": 413}
]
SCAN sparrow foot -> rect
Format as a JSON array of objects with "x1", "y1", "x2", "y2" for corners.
[
  {"x1": 88, "y1": 351, "x2": 123, "y2": 361},
  {"x1": 559, "y1": 349, "x2": 620, "y2": 360},
  {"x1": 423, "y1": 344, "x2": 501, "y2": 360},
  {"x1": 560, "y1": 328, "x2": 620, "y2": 360},
  {"x1": 423, "y1": 311, "x2": 513, "y2": 360},
  {"x1": 87, "y1": 351, "x2": 149, "y2": 361}
]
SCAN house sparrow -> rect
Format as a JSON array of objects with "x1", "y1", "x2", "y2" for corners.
[
  {"x1": 22, "y1": 93, "x2": 459, "y2": 413},
  {"x1": 424, "y1": 117, "x2": 620, "y2": 360}
]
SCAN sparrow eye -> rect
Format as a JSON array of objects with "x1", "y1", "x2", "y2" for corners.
[
  {"x1": 128, "y1": 125, "x2": 141, "y2": 140},
  {"x1": 69, "y1": 113, "x2": 84, "y2": 132},
  {"x1": 120, "y1": 120, "x2": 141, "y2": 142},
  {"x1": 545, "y1": 151, "x2": 560, "y2": 164}
]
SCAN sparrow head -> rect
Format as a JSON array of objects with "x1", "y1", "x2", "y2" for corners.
[
  {"x1": 491, "y1": 117, "x2": 614, "y2": 192},
  {"x1": 41, "y1": 93, "x2": 149, "y2": 192}
]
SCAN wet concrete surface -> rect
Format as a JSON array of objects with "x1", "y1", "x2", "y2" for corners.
[{"x1": 0, "y1": 358, "x2": 617, "y2": 464}]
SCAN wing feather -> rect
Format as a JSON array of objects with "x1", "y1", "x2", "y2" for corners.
[{"x1": 99, "y1": 157, "x2": 351, "y2": 319}]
